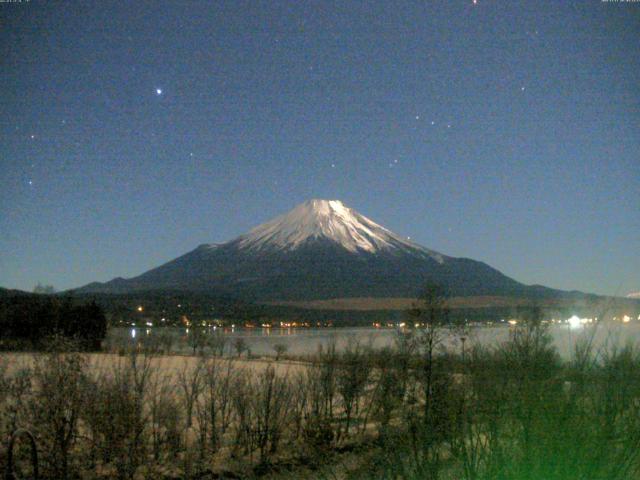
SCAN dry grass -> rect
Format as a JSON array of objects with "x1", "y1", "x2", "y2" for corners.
[
  {"x1": 267, "y1": 295, "x2": 640, "y2": 313},
  {"x1": 268, "y1": 295, "x2": 556, "y2": 311},
  {"x1": 1, "y1": 352, "x2": 308, "y2": 378}
]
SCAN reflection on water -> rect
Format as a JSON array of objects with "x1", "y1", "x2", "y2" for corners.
[{"x1": 111, "y1": 322, "x2": 640, "y2": 359}]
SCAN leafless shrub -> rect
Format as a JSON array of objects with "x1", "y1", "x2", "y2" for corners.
[
  {"x1": 82, "y1": 350, "x2": 155, "y2": 480},
  {"x1": 273, "y1": 343, "x2": 288, "y2": 360},
  {"x1": 195, "y1": 359, "x2": 236, "y2": 456},
  {"x1": 288, "y1": 371, "x2": 309, "y2": 440},
  {"x1": 147, "y1": 368, "x2": 181, "y2": 462},
  {"x1": 28, "y1": 337, "x2": 87, "y2": 480},
  {"x1": 370, "y1": 348, "x2": 405, "y2": 438},
  {"x1": 187, "y1": 327, "x2": 208, "y2": 355},
  {"x1": 231, "y1": 370, "x2": 254, "y2": 456},
  {"x1": 301, "y1": 416, "x2": 335, "y2": 464},
  {"x1": 177, "y1": 358, "x2": 205, "y2": 429},
  {"x1": 251, "y1": 364, "x2": 292, "y2": 463},
  {"x1": 0, "y1": 366, "x2": 32, "y2": 442},
  {"x1": 335, "y1": 341, "x2": 370, "y2": 441},
  {"x1": 156, "y1": 329, "x2": 175, "y2": 354},
  {"x1": 208, "y1": 329, "x2": 227, "y2": 357},
  {"x1": 233, "y1": 337, "x2": 247, "y2": 358}
]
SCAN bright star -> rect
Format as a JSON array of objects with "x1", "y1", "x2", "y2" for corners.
[{"x1": 156, "y1": 88, "x2": 163, "y2": 95}]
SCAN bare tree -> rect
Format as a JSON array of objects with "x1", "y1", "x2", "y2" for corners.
[
  {"x1": 208, "y1": 329, "x2": 227, "y2": 357},
  {"x1": 29, "y1": 338, "x2": 87, "y2": 480},
  {"x1": 233, "y1": 337, "x2": 247, "y2": 358},
  {"x1": 188, "y1": 327, "x2": 208, "y2": 356},
  {"x1": 251, "y1": 365, "x2": 292, "y2": 463},
  {"x1": 273, "y1": 343, "x2": 288, "y2": 361},
  {"x1": 406, "y1": 284, "x2": 452, "y2": 477},
  {"x1": 336, "y1": 341, "x2": 370, "y2": 441},
  {"x1": 82, "y1": 349, "x2": 156, "y2": 480},
  {"x1": 177, "y1": 358, "x2": 205, "y2": 429}
]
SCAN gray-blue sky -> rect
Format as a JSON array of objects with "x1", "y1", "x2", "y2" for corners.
[{"x1": 1, "y1": 0, "x2": 638, "y2": 296}]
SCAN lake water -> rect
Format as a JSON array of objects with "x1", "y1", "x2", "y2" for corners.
[{"x1": 110, "y1": 320, "x2": 640, "y2": 359}]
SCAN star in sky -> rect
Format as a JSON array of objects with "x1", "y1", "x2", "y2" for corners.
[{"x1": 0, "y1": 0, "x2": 636, "y2": 296}]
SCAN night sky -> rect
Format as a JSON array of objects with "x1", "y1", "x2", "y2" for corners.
[{"x1": 1, "y1": 1, "x2": 638, "y2": 296}]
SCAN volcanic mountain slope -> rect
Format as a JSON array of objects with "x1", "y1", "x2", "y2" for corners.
[{"x1": 78, "y1": 199, "x2": 561, "y2": 301}]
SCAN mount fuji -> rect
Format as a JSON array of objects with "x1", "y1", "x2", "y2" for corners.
[{"x1": 78, "y1": 199, "x2": 560, "y2": 301}]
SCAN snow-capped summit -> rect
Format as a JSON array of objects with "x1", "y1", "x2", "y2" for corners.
[
  {"x1": 237, "y1": 199, "x2": 443, "y2": 261},
  {"x1": 77, "y1": 198, "x2": 551, "y2": 301}
]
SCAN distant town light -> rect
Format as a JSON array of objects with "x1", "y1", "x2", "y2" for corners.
[
  {"x1": 137, "y1": 305, "x2": 144, "y2": 312},
  {"x1": 623, "y1": 315, "x2": 631, "y2": 323},
  {"x1": 508, "y1": 319, "x2": 518, "y2": 326},
  {"x1": 568, "y1": 315, "x2": 581, "y2": 329}
]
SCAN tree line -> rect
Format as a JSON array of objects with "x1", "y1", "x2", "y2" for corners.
[{"x1": 0, "y1": 294, "x2": 107, "y2": 350}]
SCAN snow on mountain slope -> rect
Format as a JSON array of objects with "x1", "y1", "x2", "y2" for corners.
[
  {"x1": 628, "y1": 292, "x2": 640, "y2": 299},
  {"x1": 235, "y1": 199, "x2": 445, "y2": 262},
  {"x1": 75, "y1": 198, "x2": 555, "y2": 299}
]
